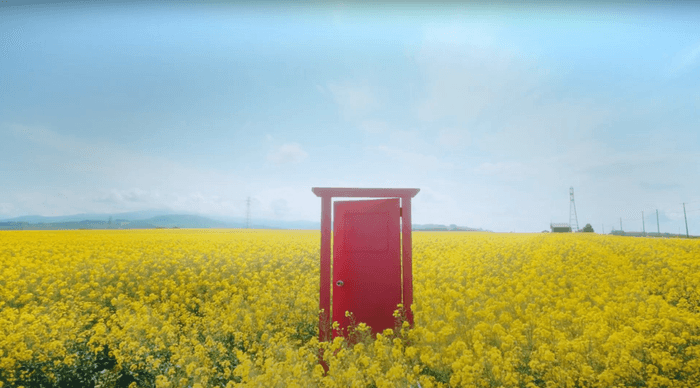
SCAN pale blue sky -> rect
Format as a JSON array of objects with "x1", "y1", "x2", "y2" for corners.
[{"x1": 1, "y1": 1, "x2": 699, "y2": 233}]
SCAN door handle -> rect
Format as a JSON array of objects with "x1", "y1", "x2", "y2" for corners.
[{"x1": 336, "y1": 280, "x2": 344, "y2": 287}]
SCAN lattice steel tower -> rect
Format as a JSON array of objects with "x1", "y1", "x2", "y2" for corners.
[{"x1": 569, "y1": 187, "x2": 579, "y2": 232}]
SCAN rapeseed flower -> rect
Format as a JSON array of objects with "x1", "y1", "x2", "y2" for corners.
[{"x1": 0, "y1": 230, "x2": 699, "y2": 387}]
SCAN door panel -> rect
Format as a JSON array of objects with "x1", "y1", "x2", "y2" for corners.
[{"x1": 332, "y1": 198, "x2": 401, "y2": 337}]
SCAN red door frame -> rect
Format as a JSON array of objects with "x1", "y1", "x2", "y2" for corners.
[{"x1": 312, "y1": 187, "x2": 420, "y2": 343}]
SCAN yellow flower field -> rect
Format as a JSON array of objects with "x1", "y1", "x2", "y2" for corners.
[{"x1": 1, "y1": 230, "x2": 699, "y2": 387}]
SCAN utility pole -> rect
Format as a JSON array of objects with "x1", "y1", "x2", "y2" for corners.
[
  {"x1": 620, "y1": 217, "x2": 623, "y2": 232},
  {"x1": 246, "y1": 197, "x2": 251, "y2": 229},
  {"x1": 642, "y1": 211, "x2": 646, "y2": 236},
  {"x1": 683, "y1": 203, "x2": 689, "y2": 238},
  {"x1": 656, "y1": 209, "x2": 660, "y2": 234}
]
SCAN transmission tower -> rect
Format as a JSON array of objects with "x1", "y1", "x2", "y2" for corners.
[
  {"x1": 569, "y1": 187, "x2": 579, "y2": 232},
  {"x1": 246, "y1": 197, "x2": 251, "y2": 229}
]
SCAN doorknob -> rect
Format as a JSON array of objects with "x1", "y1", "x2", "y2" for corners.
[{"x1": 336, "y1": 280, "x2": 344, "y2": 287}]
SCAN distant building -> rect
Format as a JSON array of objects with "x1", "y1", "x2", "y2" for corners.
[{"x1": 550, "y1": 223, "x2": 572, "y2": 233}]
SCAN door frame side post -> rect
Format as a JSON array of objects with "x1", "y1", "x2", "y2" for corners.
[
  {"x1": 319, "y1": 195, "x2": 332, "y2": 343},
  {"x1": 313, "y1": 187, "x2": 420, "y2": 338},
  {"x1": 401, "y1": 196, "x2": 414, "y2": 327}
]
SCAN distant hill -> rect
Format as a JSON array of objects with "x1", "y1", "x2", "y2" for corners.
[
  {"x1": 0, "y1": 219, "x2": 156, "y2": 230},
  {"x1": 0, "y1": 211, "x2": 488, "y2": 231},
  {"x1": 412, "y1": 224, "x2": 489, "y2": 232},
  {"x1": 145, "y1": 215, "x2": 229, "y2": 229},
  {"x1": 2, "y1": 209, "x2": 174, "y2": 224},
  {"x1": 206, "y1": 215, "x2": 320, "y2": 230},
  {"x1": 0, "y1": 213, "x2": 302, "y2": 230}
]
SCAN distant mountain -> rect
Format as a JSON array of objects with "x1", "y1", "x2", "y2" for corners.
[
  {"x1": 412, "y1": 224, "x2": 489, "y2": 232},
  {"x1": 0, "y1": 219, "x2": 157, "y2": 230},
  {"x1": 0, "y1": 213, "x2": 311, "y2": 230},
  {"x1": 0, "y1": 210, "x2": 488, "y2": 231},
  {"x1": 206, "y1": 215, "x2": 320, "y2": 230},
  {"x1": 1, "y1": 209, "x2": 174, "y2": 224},
  {"x1": 146, "y1": 215, "x2": 228, "y2": 229},
  {"x1": 207, "y1": 216, "x2": 484, "y2": 231}
]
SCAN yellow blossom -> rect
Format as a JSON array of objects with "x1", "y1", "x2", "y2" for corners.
[{"x1": 0, "y1": 230, "x2": 698, "y2": 387}]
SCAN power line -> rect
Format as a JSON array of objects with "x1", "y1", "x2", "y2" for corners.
[{"x1": 610, "y1": 202, "x2": 699, "y2": 237}]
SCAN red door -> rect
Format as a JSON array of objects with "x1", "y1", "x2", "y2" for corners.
[{"x1": 332, "y1": 198, "x2": 401, "y2": 337}]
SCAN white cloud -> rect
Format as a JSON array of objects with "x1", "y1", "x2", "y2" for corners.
[
  {"x1": 2, "y1": 123, "x2": 256, "y2": 216},
  {"x1": 315, "y1": 83, "x2": 327, "y2": 95},
  {"x1": 571, "y1": 149, "x2": 691, "y2": 183},
  {"x1": 414, "y1": 186, "x2": 453, "y2": 206},
  {"x1": 411, "y1": 185, "x2": 488, "y2": 227},
  {"x1": 374, "y1": 145, "x2": 454, "y2": 171},
  {"x1": 270, "y1": 198, "x2": 290, "y2": 218},
  {"x1": 326, "y1": 81, "x2": 379, "y2": 120},
  {"x1": 415, "y1": 29, "x2": 545, "y2": 125},
  {"x1": 6, "y1": 123, "x2": 216, "y2": 186},
  {"x1": 3, "y1": 189, "x2": 90, "y2": 217},
  {"x1": 7, "y1": 124, "x2": 122, "y2": 173},
  {"x1": 412, "y1": 25, "x2": 617, "y2": 163},
  {"x1": 384, "y1": 129, "x2": 429, "y2": 152},
  {"x1": 169, "y1": 192, "x2": 241, "y2": 215},
  {"x1": 92, "y1": 188, "x2": 246, "y2": 216},
  {"x1": 474, "y1": 161, "x2": 533, "y2": 181},
  {"x1": 664, "y1": 41, "x2": 700, "y2": 78},
  {"x1": 358, "y1": 119, "x2": 389, "y2": 133},
  {"x1": 267, "y1": 143, "x2": 309, "y2": 165},
  {"x1": 95, "y1": 188, "x2": 163, "y2": 206},
  {"x1": 254, "y1": 186, "x2": 319, "y2": 221},
  {"x1": 436, "y1": 127, "x2": 470, "y2": 150},
  {"x1": 420, "y1": 22, "x2": 502, "y2": 51},
  {"x1": 0, "y1": 203, "x2": 18, "y2": 218}
]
